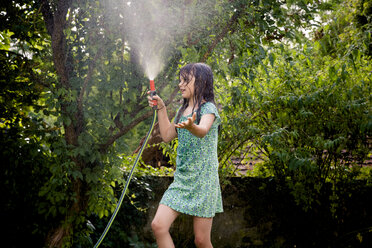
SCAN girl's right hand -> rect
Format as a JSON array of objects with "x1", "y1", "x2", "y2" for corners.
[{"x1": 147, "y1": 91, "x2": 165, "y2": 110}]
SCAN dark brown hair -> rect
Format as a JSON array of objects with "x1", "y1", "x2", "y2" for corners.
[{"x1": 175, "y1": 63, "x2": 215, "y2": 124}]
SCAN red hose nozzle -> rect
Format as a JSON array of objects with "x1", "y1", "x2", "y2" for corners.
[
  {"x1": 150, "y1": 80, "x2": 157, "y2": 108},
  {"x1": 150, "y1": 80, "x2": 155, "y2": 91}
]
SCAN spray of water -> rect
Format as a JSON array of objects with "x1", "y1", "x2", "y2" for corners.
[
  {"x1": 101, "y1": 0, "x2": 218, "y2": 79},
  {"x1": 121, "y1": 0, "x2": 196, "y2": 79}
]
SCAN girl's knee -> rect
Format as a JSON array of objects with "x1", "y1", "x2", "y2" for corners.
[
  {"x1": 151, "y1": 219, "x2": 168, "y2": 235},
  {"x1": 194, "y1": 234, "x2": 211, "y2": 248}
]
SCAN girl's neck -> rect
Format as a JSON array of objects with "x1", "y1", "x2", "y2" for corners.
[
  {"x1": 187, "y1": 98, "x2": 206, "y2": 109},
  {"x1": 188, "y1": 97, "x2": 195, "y2": 108}
]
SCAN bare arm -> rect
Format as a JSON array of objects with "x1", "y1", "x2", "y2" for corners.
[{"x1": 147, "y1": 93, "x2": 177, "y2": 142}]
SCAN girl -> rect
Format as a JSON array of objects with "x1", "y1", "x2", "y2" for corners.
[{"x1": 147, "y1": 63, "x2": 223, "y2": 248}]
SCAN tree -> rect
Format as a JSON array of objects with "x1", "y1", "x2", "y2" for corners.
[
  {"x1": 0, "y1": 1, "x2": 59, "y2": 247},
  {"x1": 28, "y1": 0, "x2": 240, "y2": 246},
  {"x1": 212, "y1": 0, "x2": 372, "y2": 215},
  {"x1": 38, "y1": 0, "x2": 324, "y2": 246},
  {"x1": 158, "y1": 0, "x2": 371, "y2": 217},
  {"x1": 2, "y1": 0, "x2": 330, "y2": 247},
  {"x1": 316, "y1": 0, "x2": 372, "y2": 57}
]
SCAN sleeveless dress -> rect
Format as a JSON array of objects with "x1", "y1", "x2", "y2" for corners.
[{"x1": 160, "y1": 102, "x2": 223, "y2": 217}]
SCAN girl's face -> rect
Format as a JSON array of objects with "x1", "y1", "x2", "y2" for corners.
[{"x1": 179, "y1": 74, "x2": 195, "y2": 100}]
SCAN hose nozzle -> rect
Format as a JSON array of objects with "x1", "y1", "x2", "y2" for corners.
[{"x1": 150, "y1": 80, "x2": 157, "y2": 109}]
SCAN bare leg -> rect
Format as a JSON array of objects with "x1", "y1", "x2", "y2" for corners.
[
  {"x1": 193, "y1": 216, "x2": 213, "y2": 248},
  {"x1": 151, "y1": 204, "x2": 180, "y2": 248}
]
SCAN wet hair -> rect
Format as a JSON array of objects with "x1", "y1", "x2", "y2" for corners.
[{"x1": 175, "y1": 63, "x2": 216, "y2": 124}]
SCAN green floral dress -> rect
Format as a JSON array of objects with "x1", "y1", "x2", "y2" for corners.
[{"x1": 160, "y1": 102, "x2": 223, "y2": 217}]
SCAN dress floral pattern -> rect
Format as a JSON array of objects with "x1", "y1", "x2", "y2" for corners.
[{"x1": 160, "y1": 102, "x2": 223, "y2": 217}]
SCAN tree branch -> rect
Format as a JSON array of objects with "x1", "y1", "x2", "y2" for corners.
[
  {"x1": 201, "y1": 8, "x2": 242, "y2": 62},
  {"x1": 40, "y1": 0, "x2": 54, "y2": 35},
  {"x1": 77, "y1": 47, "x2": 103, "y2": 115},
  {"x1": 101, "y1": 83, "x2": 180, "y2": 153},
  {"x1": 99, "y1": 110, "x2": 154, "y2": 153},
  {"x1": 51, "y1": 0, "x2": 73, "y2": 89},
  {"x1": 42, "y1": 0, "x2": 75, "y2": 147}
]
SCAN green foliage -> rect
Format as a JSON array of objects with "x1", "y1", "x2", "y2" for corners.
[
  {"x1": 0, "y1": 3, "x2": 57, "y2": 246},
  {"x1": 88, "y1": 175, "x2": 162, "y2": 248},
  {"x1": 317, "y1": 0, "x2": 372, "y2": 56},
  {"x1": 157, "y1": 139, "x2": 178, "y2": 168},
  {"x1": 216, "y1": 31, "x2": 371, "y2": 212},
  {"x1": 2, "y1": 0, "x2": 371, "y2": 246}
]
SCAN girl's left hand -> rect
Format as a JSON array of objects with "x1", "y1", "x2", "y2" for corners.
[{"x1": 175, "y1": 112, "x2": 196, "y2": 130}]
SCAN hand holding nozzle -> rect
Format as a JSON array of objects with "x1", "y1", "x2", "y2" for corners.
[
  {"x1": 150, "y1": 90, "x2": 157, "y2": 109},
  {"x1": 148, "y1": 80, "x2": 165, "y2": 110},
  {"x1": 147, "y1": 92, "x2": 165, "y2": 110}
]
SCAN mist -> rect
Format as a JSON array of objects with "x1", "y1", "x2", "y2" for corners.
[
  {"x1": 112, "y1": 0, "x2": 205, "y2": 80},
  {"x1": 122, "y1": 1, "x2": 185, "y2": 79}
]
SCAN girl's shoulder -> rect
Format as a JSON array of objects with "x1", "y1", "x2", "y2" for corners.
[
  {"x1": 202, "y1": 101, "x2": 215, "y2": 107},
  {"x1": 201, "y1": 101, "x2": 218, "y2": 113},
  {"x1": 200, "y1": 102, "x2": 221, "y2": 125}
]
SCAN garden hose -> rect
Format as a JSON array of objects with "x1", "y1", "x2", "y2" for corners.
[{"x1": 93, "y1": 87, "x2": 158, "y2": 247}]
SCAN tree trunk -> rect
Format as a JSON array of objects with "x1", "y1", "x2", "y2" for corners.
[
  {"x1": 47, "y1": 176, "x2": 88, "y2": 248},
  {"x1": 40, "y1": 1, "x2": 88, "y2": 247}
]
